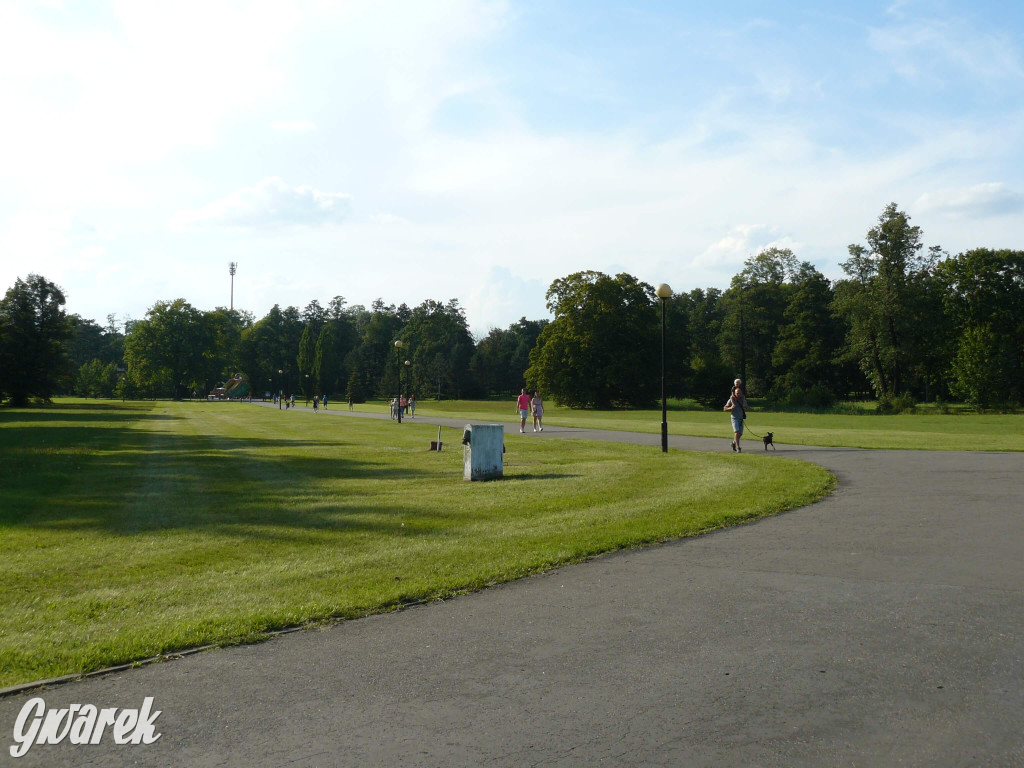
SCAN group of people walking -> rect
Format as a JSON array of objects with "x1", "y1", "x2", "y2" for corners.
[
  {"x1": 516, "y1": 389, "x2": 544, "y2": 433},
  {"x1": 269, "y1": 379, "x2": 750, "y2": 451},
  {"x1": 390, "y1": 395, "x2": 416, "y2": 420}
]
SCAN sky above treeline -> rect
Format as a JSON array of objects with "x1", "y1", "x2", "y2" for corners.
[{"x1": 2, "y1": 0, "x2": 1022, "y2": 337}]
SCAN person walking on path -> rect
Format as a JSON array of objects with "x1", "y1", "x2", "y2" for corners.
[
  {"x1": 516, "y1": 388, "x2": 532, "y2": 433},
  {"x1": 531, "y1": 391, "x2": 544, "y2": 432},
  {"x1": 313, "y1": 395, "x2": 319, "y2": 412},
  {"x1": 322, "y1": 394, "x2": 328, "y2": 409},
  {"x1": 724, "y1": 384, "x2": 748, "y2": 452},
  {"x1": 348, "y1": 394, "x2": 354, "y2": 411},
  {"x1": 410, "y1": 395, "x2": 416, "y2": 418}
]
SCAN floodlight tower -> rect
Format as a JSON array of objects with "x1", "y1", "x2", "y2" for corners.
[{"x1": 229, "y1": 262, "x2": 237, "y2": 311}]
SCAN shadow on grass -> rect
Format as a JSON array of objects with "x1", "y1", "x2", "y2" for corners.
[
  {"x1": 0, "y1": 402, "x2": 179, "y2": 424},
  {"x1": 501, "y1": 473, "x2": 582, "y2": 481},
  {"x1": 0, "y1": 414, "x2": 459, "y2": 538}
]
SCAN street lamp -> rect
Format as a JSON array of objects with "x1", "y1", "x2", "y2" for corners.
[
  {"x1": 305, "y1": 374, "x2": 310, "y2": 406},
  {"x1": 278, "y1": 369, "x2": 284, "y2": 409},
  {"x1": 404, "y1": 360, "x2": 411, "y2": 417},
  {"x1": 394, "y1": 340, "x2": 404, "y2": 423},
  {"x1": 656, "y1": 283, "x2": 673, "y2": 453}
]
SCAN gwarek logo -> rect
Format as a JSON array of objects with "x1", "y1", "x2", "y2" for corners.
[{"x1": 9, "y1": 696, "x2": 162, "y2": 758}]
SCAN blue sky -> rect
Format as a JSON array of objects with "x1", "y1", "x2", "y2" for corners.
[{"x1": 2, "y1": 0, "x2": 1022, "y2": 336}]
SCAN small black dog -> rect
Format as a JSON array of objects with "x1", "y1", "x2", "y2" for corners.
[{"x1": 762, "y1": 432, "x2": 776, "y2": 450}]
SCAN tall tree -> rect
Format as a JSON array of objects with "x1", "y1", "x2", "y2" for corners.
[
  {"x1": 718, "y1": 248, "x2": 798, "y2": 395},
  {"x1": 679, "y1": 288, "x2": 730, "y2": 406},
  {"x1": 400, "y1": 299, "x2": 476, "y2": 400},
  {"x1": 833, "y1": 203, "x2": 940, "y2": 401},
  {"x1": 0, "y1": 274, "x2": 73, "y2": 406},
  {"x1": 238, "y1": 305, "x2": 305, "y2": 397},
  {"x1": 770, "y1": 265, "x2": 845, "y2": 404},
  {"x1": 122, "y1": 299, "x2": 212, "y2": 399},
  {"x1": 526, "y1": 271, "x2": 659, "y2": 408},
  {"x1": 470, "y1": 317, "x2": 547, "y2": 397},
  {"x1": 937, "y1": 248, "x2": 1024, "y2": 406}
]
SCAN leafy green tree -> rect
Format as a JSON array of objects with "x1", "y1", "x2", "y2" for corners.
[
  {"x1": 0, "y1": 274, "x2": 73, "y2": 406},
  {"x1": 238, "y1": 305, "x2": 305, "y2": 397},
  {"x1": 67, "y1": 316, "x2": 122, "y2": 367},
  {"x1": 770, "y1": 265, "x2": 846, "y2": 404},
  {"x1": 75, "y1": 359, "x2": 120, "y2": 398},
  {"x1": 203, "y1": 308, "x2": 251, "y2": 390},
  {"x1": 352, "y1": 300, "x2": 406, "y2": 398},
  {"x1": 526, "y1": 271, "x2": 659, "y2": 408},
  {"x1": 123, "y1": 299, "x2": 211, "y2": 399},
  {"x1": 470, "y1": 317, "x2": 547, "y2": 397},
  {"x1": 832, "y1": 203, "x2": 941, "y2": 401},
  {"x1": 678, "y1": 288, "x2": 730, "y2": 406},
  {"x1": 400, "y1": 299, "x2": 476, "y2": 400},
  {"x1": 718, "y1": 248, "x2": 798, "y2": 395},
  {"x1": 937, "y1": 248, "x2": 1024, "y2": 406},
  {"x1": 297, "y1": 324, "x2": 316, "y2": 394},
  {"x1": 314, "y1": 323, "x2": 338, "y2": 396}
]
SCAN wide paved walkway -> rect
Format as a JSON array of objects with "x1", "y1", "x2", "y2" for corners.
[{"x1": 2, "y1": 409, "x2": 1021, "y2": 766}]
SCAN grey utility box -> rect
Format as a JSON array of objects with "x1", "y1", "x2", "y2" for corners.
[{"x1": 462, "y1": 423, "x2": 504, "y2": 481}]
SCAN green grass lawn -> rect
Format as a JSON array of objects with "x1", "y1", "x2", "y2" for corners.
[
  {"x1": 0, "y1": 399, "x2": 832, "y2": 688},
  {"x1": 395, "y1": 399, "x2": 1024, "y2": 451}
]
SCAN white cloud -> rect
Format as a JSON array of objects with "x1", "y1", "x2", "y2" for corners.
[
  {"x1": 869, "y1": 11, "x2": 1024, "y2": 86},
  {"x1": 271, "y1": 120, "x2": 317, "y2": 133},
  {"x1": 465, "y1": 266, "x2": 549, "y2": 337},
  {"x1": 915, "y1": 183, "x2": 1024, "y2": 218},
  {"x1": 370, "y1": 213, "x2": 412, "y2": 226},
  {"x1": 171, "y1": 178, "x2": 354, "y2": 230}
]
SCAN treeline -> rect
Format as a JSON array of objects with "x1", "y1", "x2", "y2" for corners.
[
  {"x1": 526, "y1": 204, "x2": 1021, "y2": 410},
  {"x1": 1, "y1": 203, "x2": 1021, "y2": 410}
]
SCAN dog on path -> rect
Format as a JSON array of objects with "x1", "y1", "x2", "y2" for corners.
[{"x1": 762, "y1": 432, "x2": 776, "y2": 450}]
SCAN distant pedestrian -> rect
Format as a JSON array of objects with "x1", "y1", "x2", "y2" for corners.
[
  {"x1": 516, "y1": 388, "x2": 531, "y2": 433},
  {"x1": 724, "y1": 384, "x2": 748, "y2": 452},
  {"x1": 322, "y1": 394, "x2": 328, "y2": 409},
  {"x1": 313, "y1": 395, "x2": 319, "y2": 412},
  {"x1": 348, "y1": 394, "x2": 354, "y2": 411},
  {"x1": 530, "y1": 391, "x2": 544, "y2": 432},
  {"x1": 409, "y1": 395, "x2": 416, "y2": 418},
  {"x1": 400, "y1": 395, "x2": 408, "y2": 416}
]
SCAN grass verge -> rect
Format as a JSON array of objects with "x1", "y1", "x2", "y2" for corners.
[
  {"x1": 399, "y1": 399, "x2": 1024, "y2": 451},
  {"x1": 0, "y1": 400, "x2": 832, "y2": 688}
]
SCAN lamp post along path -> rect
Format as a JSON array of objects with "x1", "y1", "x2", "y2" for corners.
[
  {"x1": 395, "y1": 342, "x2": 403, "y2": 428},
  {"x1": 656, "y1": 283, "x2": 672, "y2": 453}
]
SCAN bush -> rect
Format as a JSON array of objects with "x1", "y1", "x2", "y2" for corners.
[{"x1": 877, "y1": 393, "x2": 917, "y2": 414}]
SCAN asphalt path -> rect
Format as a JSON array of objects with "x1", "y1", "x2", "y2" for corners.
[{"x1": 2, "y1": 406, "x2": 1022, "y2": 766}]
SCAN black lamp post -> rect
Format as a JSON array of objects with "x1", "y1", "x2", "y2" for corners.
[
  {"x1": 394, "y1": 340, "x2": 404, "y2": 423},
  {"x1": 278, "y1": 369, "x2": 284, "y2": 408},
  {"x1": 404, "y1": 359, "x2": 411, "y2": 416},
  {"x1": 656, "y1": 283, "x2": 673, "y2": 453}
]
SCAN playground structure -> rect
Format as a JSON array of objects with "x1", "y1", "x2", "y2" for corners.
[{"x1": 208, "y1": 374, "x2": 250, "y2": 400}]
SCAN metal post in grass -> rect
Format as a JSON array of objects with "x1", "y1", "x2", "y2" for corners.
[
  {"x1": 394, "y1": 340, "x2": 404, "y2": 423},
  {"x1": 656, "y1": 283, "x2": 673, "y2": 453}
]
